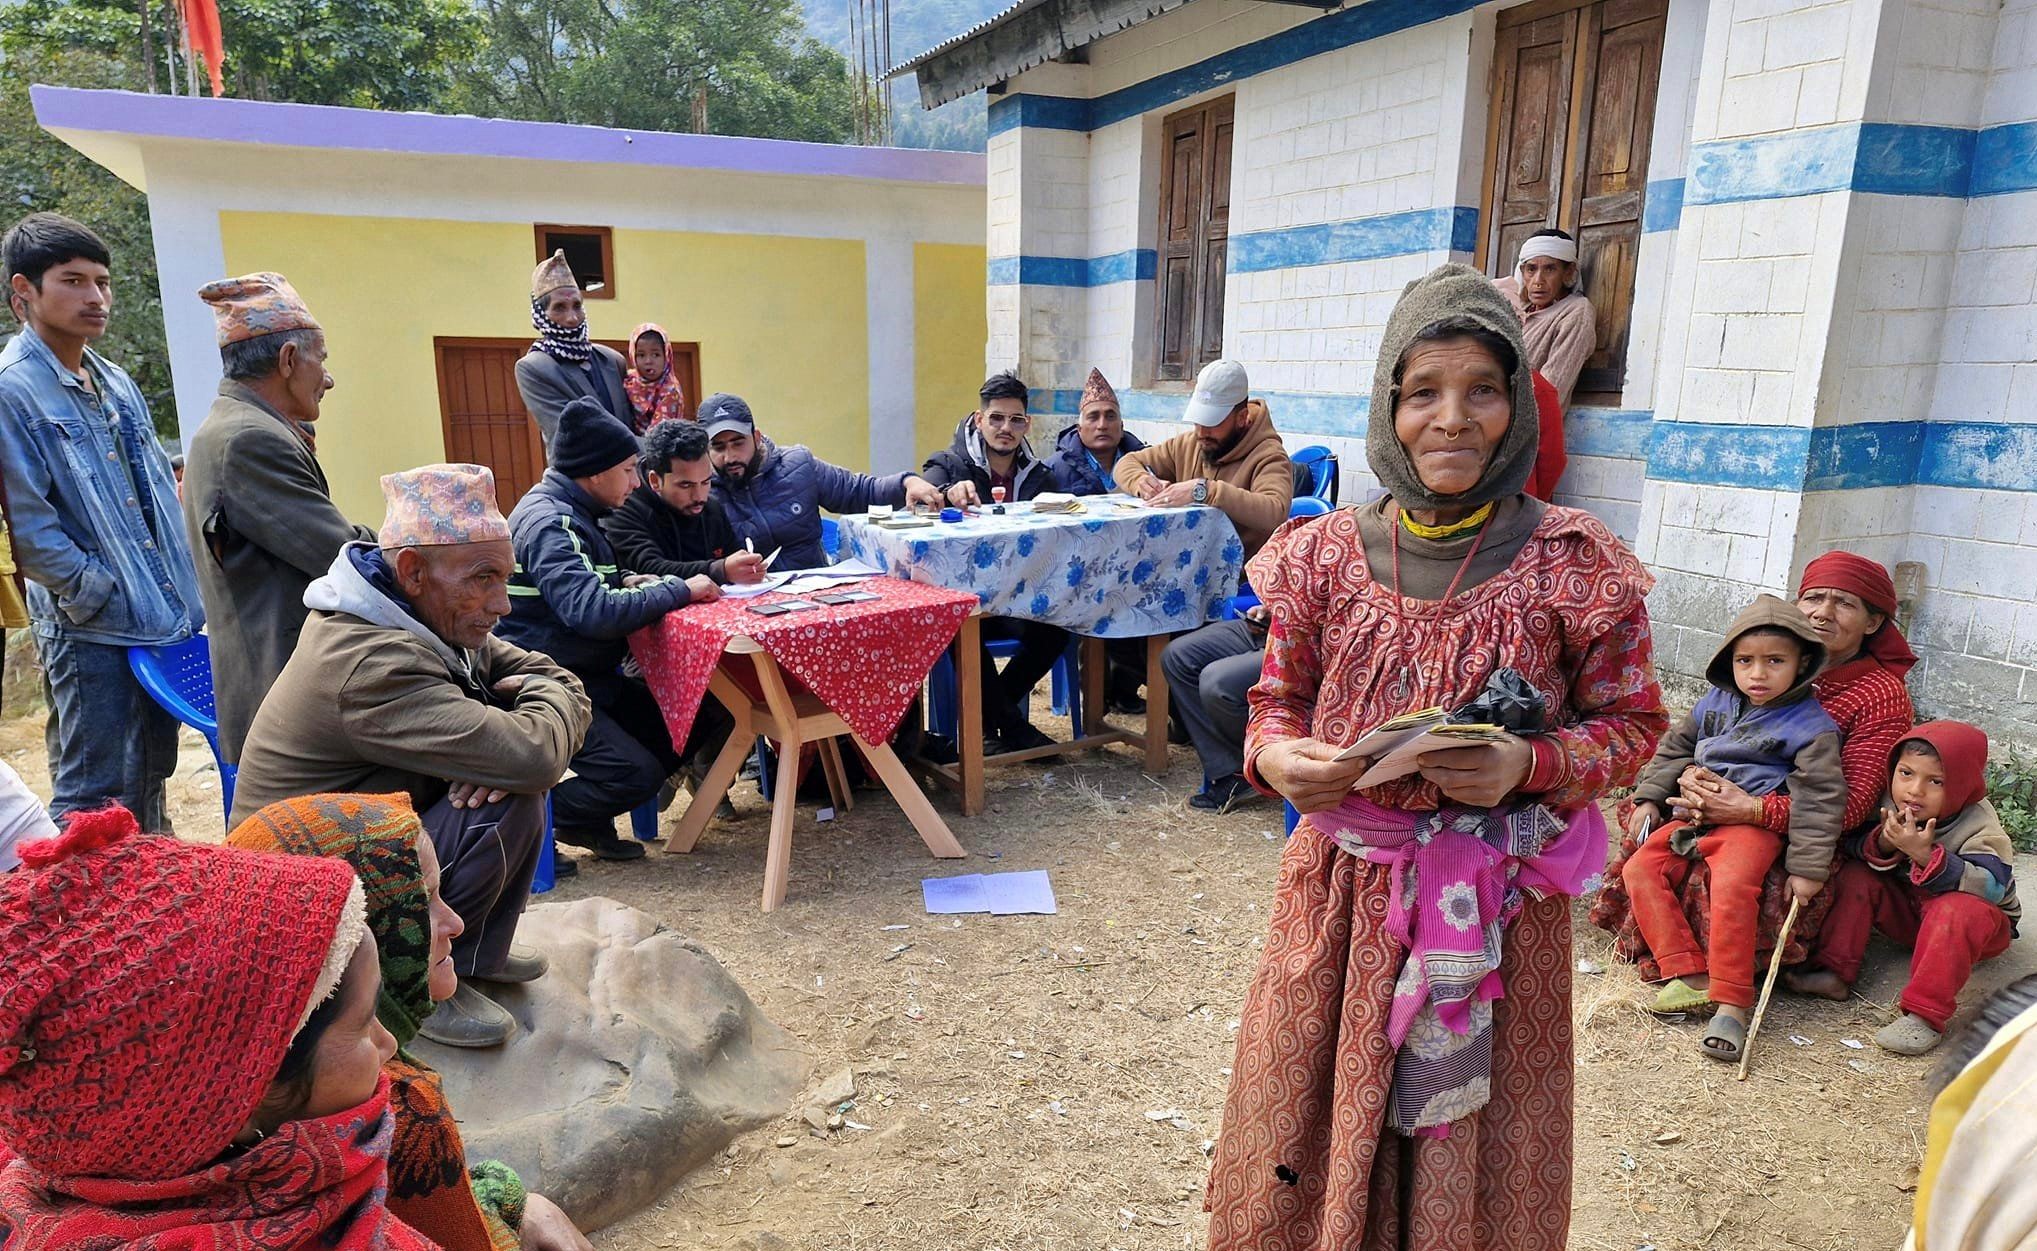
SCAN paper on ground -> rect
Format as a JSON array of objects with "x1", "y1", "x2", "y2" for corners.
[{"x1": 922, "y1": 869, "x2": 1057, "y2": 915}]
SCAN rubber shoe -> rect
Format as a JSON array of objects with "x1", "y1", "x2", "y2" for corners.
[
  {"x1": 418, "y1": 982, "x2": 514, "y2": 1048},
  {"x1": 1876, "y1": 1012, "x2": 1944, "y2": 1056},
  {"x1": 473, "y1": 945, "x2": 548, "y2": 985}
]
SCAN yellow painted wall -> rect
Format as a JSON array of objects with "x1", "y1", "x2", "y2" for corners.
[
  {"x1": 220, "y1": 212, "x2": 871, "y2": 523},
  {"x1": 913, "y1": 243, "x2": 989, "y2": 456}
]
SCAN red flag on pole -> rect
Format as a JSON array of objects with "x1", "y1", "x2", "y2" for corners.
[{"x1": 178, "y1": 0, "x2": 225, "y2": 96}]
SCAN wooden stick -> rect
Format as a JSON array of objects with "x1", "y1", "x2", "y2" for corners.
[{"x1": 1736, "y1": 896, "x2": 1802, "y2": 1081}]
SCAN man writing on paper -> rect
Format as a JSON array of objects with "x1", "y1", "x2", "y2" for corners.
[{"x1": 605, "y1": 419, "x2": 769, "y2": 586}]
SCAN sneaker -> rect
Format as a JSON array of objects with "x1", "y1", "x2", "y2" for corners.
[
  {"x1": 473, "y1": 946, "x2": 549, "y2": 985},
  {"x1": 1189, "y1": 774, "x2": 1263, "y2": 813},
  {"x1": 418, "y1": 982, "x2": 514, "y2": 1048}
]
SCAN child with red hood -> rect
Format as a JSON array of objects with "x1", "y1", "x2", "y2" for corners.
[{"x1": 1795, "y1": 721, "x2": 2021, "y2": 1055}]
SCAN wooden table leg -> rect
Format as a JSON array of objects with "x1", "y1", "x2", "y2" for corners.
[
  {"x1": 819, "y1": 738, "x2": 854, "y2": 812},
  {"x1": 1081, "y1": 636, "x2": 1107, "y2": 736},
  {"x1": 1144, "y1": 633, "x2": 1172, "y2": 775},
  {"x1": 753, "y1": 654, "x2": 806, "y2": 913},
  {"x1": 955, "y1": 615, "x2": 985, "y2": 817},
  {"x1": 667, "y1": 678, "x2": 751, "y2": 854},
  {"x1": 859, "y1": 736, "x2": 966, "y2": 858}
]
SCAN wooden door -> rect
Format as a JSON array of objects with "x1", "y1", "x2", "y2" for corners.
[
  {"x1": 1483, "y1": 0, "x2": 1666, "y2": 403},
  {"x1": 433, "y1": 337, "x2": 702, "y2": 510},
  {"x1": 1155, "y1": 95, "x2": 1236, "y2": 383}
]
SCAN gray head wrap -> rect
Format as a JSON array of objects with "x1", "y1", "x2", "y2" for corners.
[{"x1": 1366, "y1": 263, "x2": 1541, "y2": 511}]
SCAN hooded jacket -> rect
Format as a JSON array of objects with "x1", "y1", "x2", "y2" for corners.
[
  {"x1": 1860, "y1": 721, "x2": 2021, "y2": 924},
  {"x1": 712, "y1": 435, "x2": 913, "y2": 570},
  {"x1": 1045, "y1": 423, "x2": 1147, "y2": 497},
  {"x1": 1633, "y1": 595, "x2": 1847, "y2": 878},
  {"x1": 1111, "y1": 400, "x2": 1294, "y2": 556},
  {"x1": 919, "y1": 414, "x2": 1051, "y2": 502},
  {"x1": 228, "y1": 544, "x2": 591, "y2": 827},
  {"x1": 498, "y1": 468, "x2": 695, "y2": 677}
]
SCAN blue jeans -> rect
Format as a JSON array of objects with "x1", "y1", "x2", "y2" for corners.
[{"x1": 38, "y1": 627, "x2": 179, "y2": 829}]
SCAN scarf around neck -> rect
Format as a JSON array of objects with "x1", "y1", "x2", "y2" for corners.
[
  {"x1": 624, "y1": 323, "x2": 686, "y2": 433},
  {"x1": 531, "y1": 295, "x2": 592, "y2": 365},
  {"x1": 0, "y1": 1075, "x2": 435, "y2": 1250}
]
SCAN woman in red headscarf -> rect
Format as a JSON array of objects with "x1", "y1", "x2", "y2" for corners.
[{"x1": 1593, "y1": 550, "x2": 1918, "y2": 972}]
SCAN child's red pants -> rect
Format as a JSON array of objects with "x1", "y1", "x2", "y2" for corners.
[
  {"x1": 1621, "y1": 822, "x2": 1781, "y2": 1009},
  {"x1": 1808, "y1": 858, "x2": 2012, "y2": 1031}
]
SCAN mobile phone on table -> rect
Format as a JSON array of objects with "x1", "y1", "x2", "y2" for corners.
[
  {"x1": 775, "y1": 599, "x2": 822, "y2": 612},
  {"x1": 745, "y1": 602, "x2": 793, "y2": 616},
  {"x1": 814, "y1": 591, "x2": 880, "y2": 605}
]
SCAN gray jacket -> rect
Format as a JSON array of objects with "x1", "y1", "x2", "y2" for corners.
[
  {"x1": 514, "y1": 344, "x2": 630, "y2": 446},
  {"x1": 181, "y1": 382, "x2": 375, "y2": 763}
]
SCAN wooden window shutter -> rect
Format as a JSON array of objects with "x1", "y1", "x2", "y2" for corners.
[{"x1": 1155, "y1": 95, "x2": 1236, "y2": 383}]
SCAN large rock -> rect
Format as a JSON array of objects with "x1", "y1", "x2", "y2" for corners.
[{"x1": 414, "y1": 897, "x2": 807, "y2": 1232}]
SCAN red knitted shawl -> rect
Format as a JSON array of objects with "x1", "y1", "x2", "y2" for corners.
[{"x1": 0, "y1": 1075, "x2": 438, "y2": 1250}]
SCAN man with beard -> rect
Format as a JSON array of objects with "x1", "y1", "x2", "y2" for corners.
[
  {"x1": 1114, "y1": 359, "x2": 1293, "y2": 813},
  {"x1": 605, "y1": 418, "x2": 769, "y2": 586}
]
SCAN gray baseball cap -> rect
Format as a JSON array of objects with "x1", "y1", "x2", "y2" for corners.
[
  {"x1": 1182, "y1": 359, "x2": 1249, "y2": 426},
  {"x1": 698, "y1": 392, "x2": 755, "y2": 440}
]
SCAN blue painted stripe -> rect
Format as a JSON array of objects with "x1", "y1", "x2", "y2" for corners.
[
  {"x1": 1121, "y1": 388, "x2": 1371, "y2": 437},
  {"x1": 1565, "y1": 408, "x2": 1653, "y2": 460},
  {"x1": 1230, "y1": 207, "x2": 1477, "y2": 274},
  {"x1": 1917, "y1": 423, "x2": 2037, "y2": 491},
  {"x1": 1646, "y1": 421, "x2": 1813, "y2": 491},
  {"x1": 1804, "y1": 421, "x2": 1925, "y2": 491},
  {"x1": 986, "y1": 249, "x2": 1157, "y2": 287},
  {"x1": 1028, "y1": 388, "x2": 1083, "y2": 416},
  {"x1": 1641, "y1": 179, "x2": 1684, "y2": 233},
  {"x1": 987, "y1": 92, "x2": 1092, "y2": 136},
  {"x1": 1854, "y1": 123, "x2": 1975, "y2": 197},
  {"x1": 1971, "y1": 121, "x2": 2037, "y2": 198}
]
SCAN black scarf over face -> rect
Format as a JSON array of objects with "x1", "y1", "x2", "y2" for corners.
[{"x1": 531, "y1": 295, "x2": 592, "y2": 365}]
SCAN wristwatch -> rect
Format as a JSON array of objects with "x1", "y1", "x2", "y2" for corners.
[{"x1": 1191, "y1": 480, "x2": 1209, "y2": 505}]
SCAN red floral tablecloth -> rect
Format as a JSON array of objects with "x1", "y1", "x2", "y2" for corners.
[{"x1": 629, "y1": 578, "x2": 978, "y2": 747}]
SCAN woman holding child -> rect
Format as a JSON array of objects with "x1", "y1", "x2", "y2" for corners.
[
  {"x1": 1591, "y1": 552, "x2": 1918, "y2": 1016},
  {"x1": 1204, "y1": 265, "x2": 1666, "y2": 1250}
]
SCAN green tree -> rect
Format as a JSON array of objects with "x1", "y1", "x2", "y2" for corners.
[
  {"x1": 451, "y1": 0, "x2": 860, "y2": 143},
  {"x1": 0, "y1": 0, "x2": 480, "y2": 109},
  {"x1": 0, "y1": 52, "x2": 176, "y2": 435}
]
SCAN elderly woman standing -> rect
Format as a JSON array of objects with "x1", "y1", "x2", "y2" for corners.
[{"x1": 1204, "y1": 265, "x2": 1665, "y2": 1251}]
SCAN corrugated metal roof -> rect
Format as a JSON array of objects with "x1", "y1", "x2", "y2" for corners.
[{"x1": 887, "y1": 0, "x2": 1195, "y2": 108}]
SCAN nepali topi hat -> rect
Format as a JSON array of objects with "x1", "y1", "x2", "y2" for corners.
[
  {"x1": 532, "y1": 249, "x2": 578, "y2": 300},
  {"x1": 198, "y1": 271, "x2": 321, "y2": 346},
  {"x1": 378, "y1": 463, "x2": 513, "y2": 548}
]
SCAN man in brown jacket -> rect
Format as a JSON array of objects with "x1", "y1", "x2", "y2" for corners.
[
  {"x1": 181, "y1": 272, "x2": 375, "y2": 764},
  {"x1": 232, "y1": 464, "x2": 592, "y2": 1047},
  {"x1": 1114, "y1": 360, "x2": 1294, "y2": 813}
]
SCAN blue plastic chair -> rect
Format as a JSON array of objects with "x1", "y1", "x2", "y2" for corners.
[
  {"x1": 532, "y1": 793, "x2": 660, "y2": 894},
  {"x1": 1224, "y1": 495, "x2": 1332, "y2": 619},
  {"x1": 1291, "y1": 445, "x2": 1338, "y2": 502},
  {"x1": 1284, "y1": 801, "x2": 1301, "y2": 837},
  {"x1": 927, "y1": 635, "x2": 1080, "y2": 740},
  {"x1": 821, "y1": 517, "x2": 841, "y2": 562},
  {"x1": 127, "y1": 636, "x2": 235, "y2": 820}
]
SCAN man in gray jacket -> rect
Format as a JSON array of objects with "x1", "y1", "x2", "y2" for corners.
[
  {"x1": 181, "y1": 272, "x2": 375, "y2": 763},
  {"x1": 514, "y1": 249, "x2": 629, "y2": 446}
]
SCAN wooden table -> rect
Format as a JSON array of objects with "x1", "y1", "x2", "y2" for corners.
[
  {"x1": 668, "y1": 634, "x2": 965, "y2": 912},
  {"x1": 907, "y1": 617, "x2": 1172, "y2": 818}
]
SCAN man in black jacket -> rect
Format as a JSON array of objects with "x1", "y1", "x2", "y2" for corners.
[
  {"x1": 605, "y1": 420, "x2": 768, "y2": 585},
  {"x1": 497, "y1": 398, "x2": 729, "y2": 862},
  {"x1": 920, "y1": 371, "x2": 1066, "y2": 756}
]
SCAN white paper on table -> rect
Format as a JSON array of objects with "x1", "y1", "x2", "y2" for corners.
[{"x1": 719, "y1": 572, "x2": 795, "y2": 599}]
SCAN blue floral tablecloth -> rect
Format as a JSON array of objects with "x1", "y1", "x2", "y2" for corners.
[{"x1": 839, "y1": 497, "x2": 1244, "y2": 638}]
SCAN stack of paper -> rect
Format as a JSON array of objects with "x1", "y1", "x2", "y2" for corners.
[
  {"x1": 921, "y1": 870, "x2": 1058, "y2": 915},
  {"x1": 1333, "y1": 707, "x2": 1504, "y2": 789},
  {"x1": 1031, "y1": 493, "x2": 1084, "y2": 514}
]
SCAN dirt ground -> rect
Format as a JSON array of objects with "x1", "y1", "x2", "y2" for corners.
[{"x1": 8, "y1": 704, "x2": 2032, "y2": 1251}]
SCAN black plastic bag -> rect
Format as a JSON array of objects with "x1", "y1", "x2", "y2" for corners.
[{"x1": 1449, "y1": 668, "x2": 1548, "y2": 734}]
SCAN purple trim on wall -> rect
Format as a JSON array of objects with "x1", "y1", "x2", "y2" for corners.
[{"x1": 30, "y1": 86, "x2": 987, "y2": 187}]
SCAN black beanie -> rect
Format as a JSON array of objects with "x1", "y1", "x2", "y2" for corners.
[{"x1": 551, "y1": 397, "x2": 642, "y2": 478}]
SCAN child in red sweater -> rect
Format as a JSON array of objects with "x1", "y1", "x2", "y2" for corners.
[{"x1": 1791, "y1": 721, "x2": 2020, "y2": 1055}]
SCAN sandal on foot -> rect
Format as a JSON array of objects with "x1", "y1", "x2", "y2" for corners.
[
  {"x1": 1875, "y1": 1012, "x2": 1944, "y2": 1056},
  {"x1": 1647, "y1": 978, "x2": 1713, "y2": 1015},
  {"x1": 1701, "y1": 1014, "x2": 1746, "y2": 1062}
]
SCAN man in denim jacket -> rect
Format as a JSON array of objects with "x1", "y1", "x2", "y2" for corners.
[{"x1": 0, "y1": 214, "x2": 202, "y2": 827}]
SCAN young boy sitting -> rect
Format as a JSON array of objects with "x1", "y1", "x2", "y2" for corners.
[
  {"x1": 1621, "y1": 595, "x2": 1847, "y2": 1061},
  {"x1": 1786, "y1": 722, "x2": 2020, "y2": 1055}
]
